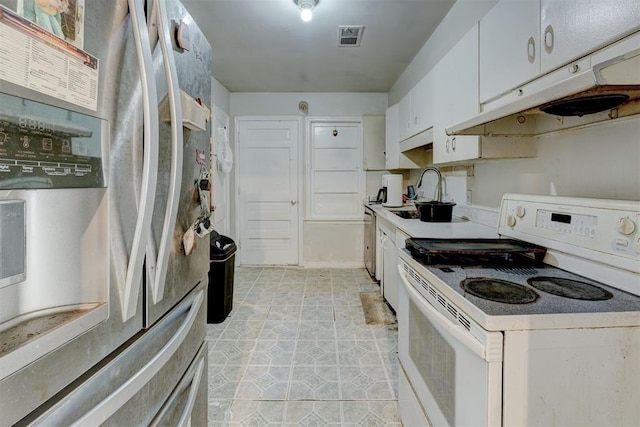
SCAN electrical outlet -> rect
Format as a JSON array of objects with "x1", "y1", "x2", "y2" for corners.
[{"x1": 466, "y1": 190, "x2": 472, "y2": 204}]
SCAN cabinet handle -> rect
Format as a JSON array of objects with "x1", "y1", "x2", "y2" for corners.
[
  {"x1": 516, "y1": 88, "x2": 524, "y2": 96},
  {"x1": 544, "y1": 25, "x2": 554, "y2": 54},
  {"x1": 569, "y1": 63, "x2": 580, "y2": 74},
  {"x1": 527, "y1": 36, "x2": 535, "y2": 64},
  {"x1": 452, "y1": 137, "x2": 456, "y2": 151},
  {"x1": 414, "y1": 116, "x2": 418, "y2": 126},
  {"x1": 446, "y1": 138, "x2": 450, "y2": 153}
]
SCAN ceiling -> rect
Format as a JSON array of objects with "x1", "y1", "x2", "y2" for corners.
[{"x1": 181, "y1": 0, "x2": 457, "y2": 93}]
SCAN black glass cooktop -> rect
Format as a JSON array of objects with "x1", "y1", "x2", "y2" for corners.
[{"x1": 461, "y1": 278, "x2": 539, "y2": 304}]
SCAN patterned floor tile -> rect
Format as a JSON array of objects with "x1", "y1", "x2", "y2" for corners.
[
  {"x1": 289, "y1": 365, "x2": 340, "y2": 400},
  {"x1": 259, "y1": 320, "x2": 300, "y2": 340},
  {"x1": 266, "y1": 304, "x2": 302, "y2": 321},
  {"x1": 333, "y1": 306, "x2": 368, "y2": 325},
  {"x1": 235, "y1": 365, "x2": 291, "y2": 400},
  {"x1": 337, "y1": 340, "x2": 383, "y2": 366},
  {"x1": 207, "y1": 398, "x2": 233, "y2": 426},
  {"x1": 300, "y1": 305, "x2": 335, "y2": 321},
  {"x1": 226, "y1": 304, "x2": 270, "y2": 321},
  {"x1": 301, "y1": 294, "x2": 334, "y2": 307},
  {"x1": 334, "y1": 323, "x2": 376, "y2": 341},
  {"x1": 207, "y1": 266, "x2": 400, "y2": 426},
  {"x1": 209, "y1": 339, "x2": 256, "y2": 367},
  {"x1": 297, "y1": 321, "x2": 335, "y2": 340},
  {"x1": 339, "y1": 365, "x2": 395, "y2": 400},
  {"x1": 208, "y1": 364, "x2": 245, "y2": 399},
  {"x1": 248, "y1": 339, "x2": 296, "y2": 365},
  {"x1": 293, "y1": 340, "x2": 338, "y2": 366},
  {"x1": 284, "y1": 401, "x2": 342, "y2": 425},
  {"x1": 341, "y1": 401, "x2": 402, "y2": 426},
  {"x1": 218, "y1": 320, "x2": 265, "y2": 341},
  {"x1": 228, "y1": 400, "x2": 286, "y2": 426}
]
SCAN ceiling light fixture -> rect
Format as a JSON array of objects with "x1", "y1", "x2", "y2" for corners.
[{"x1": 295, "y1": 0, "x2": 317, "y2": 22}]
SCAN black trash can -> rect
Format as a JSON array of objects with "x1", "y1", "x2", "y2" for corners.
[{"x1": 207, "y1": 232, "x2": 237, "y2": 323}]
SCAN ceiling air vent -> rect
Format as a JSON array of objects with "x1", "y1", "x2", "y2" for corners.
[{"x1": 338, "y1": 25, "x2": 364, "y2": 47}]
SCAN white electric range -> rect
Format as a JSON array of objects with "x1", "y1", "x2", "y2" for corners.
[{"x1": 397, "y1": 193, "x2": 640, "y2": 427}]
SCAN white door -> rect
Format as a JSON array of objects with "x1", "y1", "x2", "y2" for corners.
[{"x1": 237, "y1": 119, "x2": 299, "y2": 265}]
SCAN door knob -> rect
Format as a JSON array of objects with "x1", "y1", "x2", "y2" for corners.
[{"x1": 291, "y1": 200, "x2": 297, "y2": 205}]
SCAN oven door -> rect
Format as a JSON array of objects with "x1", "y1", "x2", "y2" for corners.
[{"x1": 397, "y1": 264, "x2": 503, "y2": 427}]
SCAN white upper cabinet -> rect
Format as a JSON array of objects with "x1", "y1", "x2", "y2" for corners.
[
  {"x1": 385, "y1": 104, "x2": 401, "y2": 169},
  {"x1": 362, "y1": 115, "x2": 386, "y2": 170},
  {"x1": 434, "y1": 23, "x2": 535, "y2": 165},
  {"x1": 540, "y1": 0, "x2": 640, "y2": 74},
  {"x1": 479, "y1": 0, "x2": 640, "y2": 103},
  {"x1": 385, "y1": 104, "x2": 429, "y2": 170},
  {"x1": 433, "y1": 24, "x2": 481, "y2": 164},
  {"x1": 479, "y1": 0, "x2": 540, "y2": 103},
  {"x1": 397, "y1": 73, "x2": 434, "y2": 143},
  {"x1": 412, "y1": 73, "x2": 432, "y2": 135},
  {"x1": 397, "y1": 91, "x2": 412, "y2": 142}
]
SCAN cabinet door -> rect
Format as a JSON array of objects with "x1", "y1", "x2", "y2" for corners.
[
  {"x1": 382, "y1": 232, "x2": 398, "y2": 311},
  {"x1": 362, "y1": 115, "x2": 385, "y2": 170},
  {"x1": 541, "y1": 0, "x2": 640, "y2": 74},
  {"x1": 398, "y1": 91, "x2": 412, "y2": 141},
  {"x1": 433, "y1": 24, "x2": 481, "y2": 164},
  {"x1": 480, "y1": 0, "x2": 540, "y2": 103},
  {"x1": 449, "y1": 24, "x2": 480, "y2": 162},
  {"x1": 431, "y1": 55, "x2": 451, "y2": 164},
  {"x1": 412, "y1": 73, "x2": 433, "y2": 134},
  {"x1": 385, "y1": 104, "x2": 400, "y2": 170}
]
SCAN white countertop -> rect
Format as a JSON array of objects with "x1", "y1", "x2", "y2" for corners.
[{"x1": 366, "y1": 203, "x2": 498, "y2": 239}]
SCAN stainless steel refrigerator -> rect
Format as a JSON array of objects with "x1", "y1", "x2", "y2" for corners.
[{"x1": 0, "y1": 0, "x2": 212, "y2": 424}]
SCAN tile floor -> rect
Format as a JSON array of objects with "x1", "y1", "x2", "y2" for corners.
[{"x1": 206, "y1": 267, "x2": 401, "y2": 426}]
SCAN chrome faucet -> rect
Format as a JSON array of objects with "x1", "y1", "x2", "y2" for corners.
[{"x1": 416, "y1": 166, "x2": 443, "y2": 202}]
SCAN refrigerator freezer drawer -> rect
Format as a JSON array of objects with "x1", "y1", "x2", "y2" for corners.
[{"x1": 20, "y1": 281, "x2": 207, "y2": 426}]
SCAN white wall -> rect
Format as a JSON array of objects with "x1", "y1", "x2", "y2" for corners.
[
  {"x1": 211, "y1": 76, "x2": 230, "y2": 113},
  {"x1": 210, "y1": 77, "x2": 232, "y2": 237},
  {"x1": 230, "y1": 92, "x2": 387, "y2": 267},
  {"x1": 230, "y1": 92, "x2": 387, "y2": 117},
  {"x1": 469, "y1": 118, "x2": 640, "y2": 207},
  {"x1": 388, "y1": 0, "x2": 498, "y2": 105}
]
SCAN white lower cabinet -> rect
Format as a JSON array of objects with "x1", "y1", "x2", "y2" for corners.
[
  {"x1": 382, "y1": 232, "x2": 398, "y2": 311},
  {"x1": 376, "y1": 216, "x2": 402, "y2": 312}
]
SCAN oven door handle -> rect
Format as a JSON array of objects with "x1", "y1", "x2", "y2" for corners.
[{"x1": 398, "y1": 265, "x2": 489, "y2": 360}]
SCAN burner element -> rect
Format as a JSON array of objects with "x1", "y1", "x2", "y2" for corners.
[
  {"x1": 527, "y1": 277, "x2": 614, "y2": 301},
  {"x1": 461, "y1": 278, "x2": 539, "y2": 304}
]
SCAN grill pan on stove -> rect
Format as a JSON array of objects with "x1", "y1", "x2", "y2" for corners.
[{"x1": 405, "y1": 238, "x2": 546, "y2": 264}]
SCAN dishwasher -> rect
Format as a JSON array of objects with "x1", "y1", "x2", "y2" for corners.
[{"x1": 364, "y1": 205, "x2": 376, "y2": 278}]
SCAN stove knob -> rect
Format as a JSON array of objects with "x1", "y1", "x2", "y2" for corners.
[
  {"x1": 507, "y1": 215, "x2": 517, "y2": 227},
  {"x1": 618, "y1": 217, "x2": 637, "y2": 236},
  {"x1": 515, "y1": 205, "x2": 526, "y2": 218}
]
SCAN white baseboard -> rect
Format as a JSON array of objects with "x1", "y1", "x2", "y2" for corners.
[{"x1": 302, "y1": 261, "x2": 365, "y2": 269}]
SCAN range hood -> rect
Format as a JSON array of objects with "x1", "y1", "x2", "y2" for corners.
[{"x1": 448, "y1": 32, "x2": 640, "y2": 137}]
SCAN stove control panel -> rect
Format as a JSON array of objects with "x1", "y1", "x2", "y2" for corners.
[
  {"x1": 534, "y1": 209, "x2": 598, "y2": 238},
  {"x1": 499, "y1": 194, "x2": 640, "y2": 274}
]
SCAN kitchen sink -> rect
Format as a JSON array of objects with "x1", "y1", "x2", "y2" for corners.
[{"x1": 391, "y1": 210, "x2": 419, "y2": 219}]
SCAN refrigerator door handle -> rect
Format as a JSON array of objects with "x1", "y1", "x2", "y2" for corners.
[
  {"x1": 175, "y1": 357, "x2": 204, "y2": 427},
  {"x1": 149, "y1": 345, "x2": 206, "y2": 427},
  {"x1": 148, "y1": 0, "x2": 184, "y2": 304},
  {"x1": 121, "y1": 0, "x2": 160, "y2": 321},
  {"x1": 69, "y1": 288, "x2": 204, "y2": 426}
]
